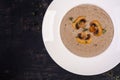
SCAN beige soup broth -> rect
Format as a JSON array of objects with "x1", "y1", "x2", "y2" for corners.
[{"x1": 60, "y1": 4, "x2": 114, "y2": 57}]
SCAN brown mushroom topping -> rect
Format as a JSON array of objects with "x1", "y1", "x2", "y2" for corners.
[
  {"x1": 77, "y1": 32, "x2": 91, "y2": 40},
  {"x1": 89, "y1": 20, "x2": 103, "y2": 36},
  {"x1": 77, "y1": 33, "x2": 83, "y2": 39},
  {"x1": 75, "y1": 19, "x2": 86, "y2": 29},
  {"x1": 76, "y1": 32, "x2": 92, "y2": 44},
  {"x1": 85, "y1": 34, "x2": 91, "y2": 40},
  {"x1": 90, "y1": 23, "x2": 98, "y2": 32},
  {"x1": 72, "y1": 16, "x2": 87, "y2": 30}
]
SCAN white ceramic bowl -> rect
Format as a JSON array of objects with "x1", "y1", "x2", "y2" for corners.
[{"x1": 42, "y1": 0, "x2": 120, "y2": 76}]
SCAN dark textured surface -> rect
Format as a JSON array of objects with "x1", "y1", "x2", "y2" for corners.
[{"x1": 0, "y1": 0, "x2": 120, "y2": 80}]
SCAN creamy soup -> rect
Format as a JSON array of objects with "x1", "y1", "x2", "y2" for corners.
[{"x1": 60, "y1": 4, "x2": 114, "y2": 57}]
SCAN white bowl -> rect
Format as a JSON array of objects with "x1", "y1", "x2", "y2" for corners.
[{"x1": 42, "y1": 0, "x2": 120, "y2": 76}]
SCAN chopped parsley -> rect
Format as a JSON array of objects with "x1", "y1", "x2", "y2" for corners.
[
  {"x1": 102, "y1": 29, "x2": 107, "y2": 34},
  {"x1": 83, "y1": 28, "x2": 88, "y2": 32}
]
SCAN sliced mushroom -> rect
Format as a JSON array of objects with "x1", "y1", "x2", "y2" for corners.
[
  {"x1": 76, "y1": 32, "x2": 92, "y2": 44},
  {"x1": 72, "y1": 16, "x2": 86, "y2": 29},
  {"x1": 89, "y1": 20, "x2": 103, "y2": 36},
  {"x1": 85, "y1": 34, "x2": 91, "y2": 40}
]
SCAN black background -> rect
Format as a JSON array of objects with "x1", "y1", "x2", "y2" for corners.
[{"x1": 0, "y1": 0, "x2": 120, "y2": 80}]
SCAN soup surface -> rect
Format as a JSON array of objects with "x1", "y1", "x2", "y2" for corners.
[{"x1": 60, "y1": 4, "x2": 114, "y2": 57}]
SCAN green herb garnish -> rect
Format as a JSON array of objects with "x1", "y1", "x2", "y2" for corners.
[
  {"x1": 83, "y1": 28, "x2": 88, "y2": 32},
  {"x1": 102, "y1": 29, "x2": 107, "y2": 34}
]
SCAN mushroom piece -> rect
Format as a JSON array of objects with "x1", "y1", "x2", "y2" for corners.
[
  {"x1": 89, "y1": 20, "x2": 103, "y2": 36},
  {"x1": 72, "y1": 16, "x2": 86, "y2": 29},
  {"x1": 76, "y1": 32, "x2": 92, "y2": 44}
]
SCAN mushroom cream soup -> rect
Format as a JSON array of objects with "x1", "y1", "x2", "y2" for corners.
[{"x1": 60, "y1": 4, "x2": 114, "y2": 57}]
